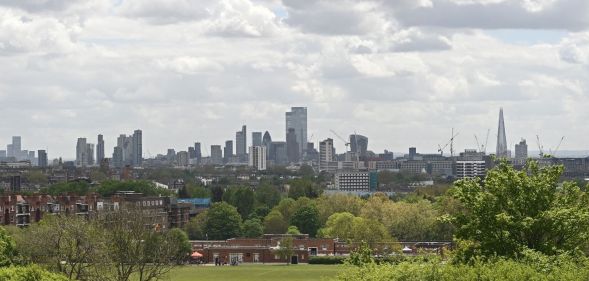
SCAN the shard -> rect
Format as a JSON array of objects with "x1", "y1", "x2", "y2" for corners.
[{"x1": 496, "y1": 108, "x2": 509, "y2": 158}]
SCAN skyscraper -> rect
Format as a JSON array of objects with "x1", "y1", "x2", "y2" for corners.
[
  {"x1": 252, "y1": 132, "x2": 262, "y2": 147},
  {"x1": 350, "y1": 134, "x2": 368, "y2": 157},
  {"x1": 249, "y1": 146, "x2": 267, "y2": 171},
  {"x1": 12, "y1": 136, "x2": 21, "y2": 156},
  {"x1": 211, "y1": 145, "x2": 223, "y2": 165},
  {"x1": 224, "y1": 140, "x2": 233, "y2": 164},
  {"x1": 195, "y1": 142, "x2": 202, "y2": 163},
  {"x1": 515, "y1": 139, "x2": 528, "y2": 165},
  {"x1": 87, "y1": 143, "x2": 95, "y2": 166},
  {"x1": 319, "y1": 138, "x2": 334, "y2": 172},
  {"x1": 236, "y1": 125, "x2": 247, "y2": 160},
  {"x1": 132, "y1": 129, "x2": 143, "y2": 167},
  {"x1": 496, "y1": 108, "x2": 509, "y2": 158},
  {"x1": 38, "y1": 150, "x2": 48, "y2": 167},
  {"x1": 285, "y1": 107, "x2": 307, "y2": 159},
  {"x1": 97, "y1": 134, "x2": 105, "y2": 165},
  {"x1": 262, "y1": 131, "x2": 272, "y2": 160},
  {"x1": 286, "y1": 128, "x2": 299, "y2": 163},
  {"x1": 76, "y1": 138, "x2": 88, "y2": 167}
]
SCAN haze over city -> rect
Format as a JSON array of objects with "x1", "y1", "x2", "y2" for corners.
[{"x1": 1, "y1": 0, "x2": 588, "y2": 158}]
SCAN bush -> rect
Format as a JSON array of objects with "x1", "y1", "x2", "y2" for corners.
[
  {"x1": 0, "y1": 265, "x2": 68, "y2": 281},
  {"x1": 309, "y1": 256, "x2": 346, "y2": 265}
]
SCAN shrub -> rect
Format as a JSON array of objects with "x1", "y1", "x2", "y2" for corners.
[{"x1": 309, "y1": 256, "x2": 346, "y2": 265}]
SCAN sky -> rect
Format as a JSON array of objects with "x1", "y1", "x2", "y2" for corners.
[{"x1": 1, "y1": 0, "x2": 588, "y2": 159}]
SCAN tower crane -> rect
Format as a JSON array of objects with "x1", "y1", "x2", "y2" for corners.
[
  {"x1": 438, "y1": 128, "x2": 459, "y2": 157},
  {"x1": 329, "y1": 129, "x2": 350, "y2": 152},
  {"x1": 536, "y1": 135, "x2": 544, "y2": 157},
  {"x1": 474, "y1": 129, "x2": 490, "y2": 154}
]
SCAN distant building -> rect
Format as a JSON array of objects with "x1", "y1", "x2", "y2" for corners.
[
  {"x1": 195, "y1": 142, "x2": 202, "y2": 162},
  {"x1": 37, "y1": 150, "x2": 48, "y2": 168},
  {"x1": 0, "y1": 150, "x2": 6, "y2": 160},
  {"x1": 262, "y1": 131, "x2": 272, "y2": 159},
  {"x1": 224, "y1": 140, "x2": 233, "y2": 164},
  {"x1": 496, "y1": 108, "x2": 510, "y2": 158},
  {"x1": 249, "y1": 146, "x2": 267, "y2": 171},
  {"x1": 408, "y1": 147, "x2": 417, "y2": 159},
  {"x1": 177, "y1": 151, "x2": 189, "y2": 167},
  {"x1": 97, "y1": 134, "x2": 105, "y2": 165},
  {"x1": 210, "y1": 145, "x2": 223, "y2": 165},
  {"x1": 132, "y1": 129, "x2": 143, "y2": 167},
  {"x1": 252, "y1": 132, "x2": 262, "y2": 147},
  {"x1": 285, "y1": 107, "x2": 307, "y2": 158},
  {"x1": 86, "y1": 143, "x2": 95, "y2": 166},
  {"x1": 349, "y1": 134, "x2": 368, "y2": 157},
  {"x1": 286, "y1": 128, "x2": 299, "y2": 163},
  {"x1": 11, "y1": 136, "x2": 21, "y2": 159},
  {"x1": 456, "y1": 149, "x2": 487, "y2": 179},
  {"x1": 319, "y1": 139, "x2": 335, "y2": 172},
  {"x1": 76, "y1": 138, "x2": 88, "y2": 167},
  {"x1": 236, "y1": 125, "x2": 247, "y2": 161},
  {"x1": 166, "y1": 149, "x2": 176, "y2": 163},
  {"x1": 515, "y1": 139, "x2": 528, "y2": 165},
  {"x1": 269, "y1": 141, "x2": 287, "y2": 165},
  {"x1": 334, "y1": 171, "x2": 378, "y2": 192}
]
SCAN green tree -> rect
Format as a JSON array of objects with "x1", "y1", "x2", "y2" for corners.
[
  {"x1": 205, "y1": 202, "x2": 242, "y2": 240},
  {"x1": 0, "y1": 227, "x2": 16, "y2": 267},
  {"x1": 290, "y1": 205, "x2": 320, "y2": 237},
  {"x1": 255, "y1": 184, "x2": 282, "y2": 209},
  {"x1": 286, "y1": 226, "x2": 301, "y2": 235},
  {"x1": 274, "y1": 237, "x2": 294, "y2": 265},
  {"x1": 447, "y1": 161, "x2": 589, "y2": 261},
  {"x1": 165, "y1": 228, "x2": 192, "y2": 264},
  {"x1": 351, "y1": 217, "x2": 391, "y2": 246},
  {"x1": 211, "y1": 185, "x2": 224, "y2": 202},
  {"x1": 263, "y1": 210, "x2": 288, "y2": 234},
  {"x1": 233, "y1": 187, "x2": 255, "y2": 219},
  {"x1": 316, "y1": 194, "x2": 365, "y2": 224},
  {"x1": 185, "y1": 211, "x2": 208, "y2": 240},
  {"x1": 318, "y1": 212, "x2": 355, "y2": 240},
  {"x1": 0, "y1": 265, "x2": 68, "y2": 281},
  {"x1": 242, "y1": 218, "x2": 264, "y2": 238},
  {"x1": 274, "y1": 198, "x2": 297, "y2": 222}
]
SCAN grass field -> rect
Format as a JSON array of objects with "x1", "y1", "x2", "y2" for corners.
[{"x1": 169, "y1": 264, "x2": 342, "y2": 281}]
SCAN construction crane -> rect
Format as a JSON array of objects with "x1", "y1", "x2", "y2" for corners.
[
  {"x1": 548, "y1": 136, "x2": 565, "y2": 156},
  {"x1": 474, "y1": 129, "x2": 490, "y2": 154},
  {"x1": 536, "y1": 135, "x2": 544, "y2": 157},
  {"x1": 329, "y1": 129, "x2": 350, "y2": 152},
  {"x1": 438, "y1": 128, "x2": 459, "y2": 157}
]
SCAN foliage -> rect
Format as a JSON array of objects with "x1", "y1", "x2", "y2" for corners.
[
  {"x1": 0, "y1": 265, "x2": 68, "y2": 281},
  {"x1": 263, "y1": 210, "x2": 288, "y2": 234},
  {"x1": 210, "y1": 185, "x2": 224, "y2": 202},
  {"x1": 0, "y1": 227, "x2": 16, "y2": 267},
  {"x1": 185, "y1": 211, "x2": 208, "y2": 240},
  {"x1": 288, "y1": 179, "x2": 321, "y2": 199},
  {"x1": 255, "y1": 184, "x2": 282, "y2": 209},
  {"x1": 42, "y1": 182, "x2": 90, "y2": 196},
  {"x1": 166, "y1": 228, "x2": 192, "y2": 264},
  {"x1": 308, "y1": 256, "x2": 346, "y2": 265},
  {"x1": 315, "y1": 194, "x2": 364, "y2": 224},
  {"x1": 185, "y1": 184, "x2": 211, "y2": 198},
  {"x1": 290, "y1": 204, "x2": 320, "y2": 237},
  {"x1": 274, "y1": 237, "x2": 294, "y2": 265},
  {"x1": 447, "y1": 161, "x2": 589, "y2": 261},
  {"x1": 335, "y1": 255, "x2": 589, "y2": 281},
  {"x1": 346, "y1": 241, "x2": 374, "y2": 267},
  {"x1": 317, "y1": 212, "x2": 355, "y2": 240},
  {"x1": 223, "y1": 187, "x2": 255, "y2": 219},
  {"x1": 286, "y1": 226, "x2": 301, "y2": 235},
  {"x1": 96, "y1": 180, "x2": 173, "y2": 197},
  {"x1": 242, "y1": 218, "x2": 264, "y2": 238},
  {"x1": 205, "y1": 202, "x2": 242, "y2": 240}
]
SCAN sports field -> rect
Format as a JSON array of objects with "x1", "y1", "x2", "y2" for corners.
[{"x1": 169, "y1": 264, "x2": 342, "y2": 281}]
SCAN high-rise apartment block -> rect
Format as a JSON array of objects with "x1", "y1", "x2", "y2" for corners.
[
  {"x1": 249, "y1": 146, "x2": 267, "y2": 171},
  {"x1": 37, "y1": 150, "x2": 48, "y2": 167},
  {"x1": 285, "y1": 107, "x2": 307, "y2": 160},
  {"x1": 76, "y1": 138, "x2": 88, "y2": 167},
  {"x1": 224, "y1": 140, "x2": 233, "y2": 164},
  {"x1": 97, "y1": 134, "x2": 105, "y2": 165},
  {"x1": 319, "y1": 138, "x2": 334, "y2": 172},
  {"x1": 132, "y1": 130, "x2": 143, "y2": 167}
]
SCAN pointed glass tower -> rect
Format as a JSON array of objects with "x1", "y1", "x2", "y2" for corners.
[{"x1": 496, "y1": 108, "x2": 509, "y2": 158}]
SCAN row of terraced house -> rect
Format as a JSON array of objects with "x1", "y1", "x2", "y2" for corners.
[{"x1": 0, "y1": 192, "x2": 202, "y2": 228}]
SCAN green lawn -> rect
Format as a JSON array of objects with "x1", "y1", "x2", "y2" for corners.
[{"x1": 169, "y1": 264, "x2": 342, "y2": 281}]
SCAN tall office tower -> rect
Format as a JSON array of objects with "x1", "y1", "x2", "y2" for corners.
[
  {"x1": 6, "y1": 144, "x2": 13, "y2": 158},
  {"x1": 0, "y1": 150, "x2": 6, "y2": 159},
  {"x1": 195, "y1": 142, "x2": 202, "y2": 162},
  {"x1": 123, "y1": 136, "x2": 133, "y2": 166},
  {"x1": 262, "y1": 131, "x2": 272, "y2": 160},
  {"x1": 286, "y1": 128, "x2": 299, "y2": 163},
  {"x1": 319, "y1": 138, "x2": 334, "y2": 172},
  {"x1": 285, "y1": 107, "x2": 307, "y2": 158},
  {"x1": 86, "y1": 143, "x2": 95, "y2": 166},
  {"x1": 236, "y1": 125, "x2": 247, "y2": 158},
  {"x1": 28, "y1": 151, "x2": 35, "y2": 162},
  {"x1": 132, "y1": 129, "x2": 143, "y2": 167},
  {"x1": 166, "y1": 149, "x2": 176, "y2": 163},
  {"x1": 252, "y1": 132, "x2": 262, "y2": 147},
  {"x1": 515, "y1": 139, "x2": 528, "y2": 161},
  {"x1": 38, "y1": 150, "x2": 48, "y2": 167},
  {"x1": 496, "y1": 108, "x2": 510, "y2": 158},
  {"x1": 210, "y1": 145, "x2": 223, "y2": 165},
  {"x1": 188, "y1": 147, "x2": 196, "y2": 159},
  {"x1": 349, "y1": 134, "x2": 368, "y2": 157},
  {"x1": 249, "y1": 146, "x2": 267, "y2": 171},
  {"x1": 12, "y1": 136, "x2": 21, "y2": 157},
  {"x1": 76, "y1": 138, "x2": 88, "y2": 167},
  {"x1": 224, "y1": 140, "x2": 233, "y2": 164},
  {"x1": 270, "y1": 141, "x2": 287, "y2": 165},
  {"x1": 113, "y1": 146, "x2": 123, "y2": 168},
  {"x1": 97, "y1": 134, "x2": 105, "y2": 164}
]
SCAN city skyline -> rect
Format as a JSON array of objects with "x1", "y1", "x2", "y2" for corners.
[{"x1": 1, "y1": 1, "x2": 589, "y2": 158}]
